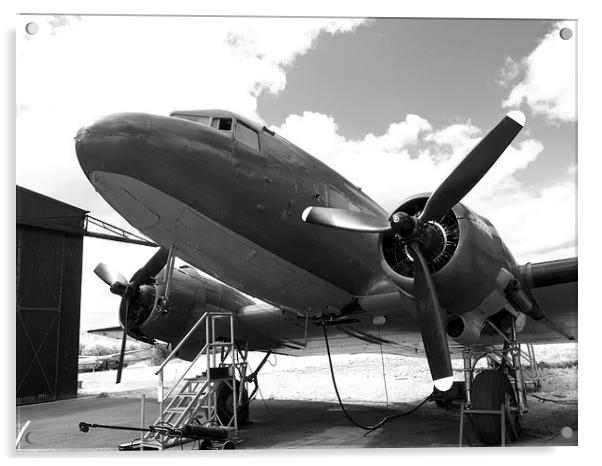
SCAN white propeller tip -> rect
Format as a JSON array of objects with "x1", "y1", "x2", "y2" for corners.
[
  {"x1": 506, "y1": 110, "x2": 526, "y2": 127},
  {"x1": 434, "y1": 376, "x2": 454, "y2": 392},
  {"x1": 93, "y1": 262, "x2": 106, "y2": 273},
  {"x1": 301, "y1": 206, "x2": 313, "y2": 222}
]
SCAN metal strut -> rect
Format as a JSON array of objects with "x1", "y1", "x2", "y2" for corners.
[
  {"x1": 157, "y1": 245, "x2": 177, "y2": 312},
  {"x1": 509, "y1": 318, "x2": 528, "y2": 413}
]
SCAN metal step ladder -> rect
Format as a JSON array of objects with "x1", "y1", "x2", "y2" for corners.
[{"x1": 141, "y1": 311, "x2": 240, "y2": 450}]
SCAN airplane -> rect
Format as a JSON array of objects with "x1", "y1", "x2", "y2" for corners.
[{"x1": 75, "y1": 108, "x2": 577, "y2": 445}]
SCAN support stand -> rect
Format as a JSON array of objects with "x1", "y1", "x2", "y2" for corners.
[
  {"x1": 458, "y1": 316, "x2": 529, "y2": 447},
  {"x1": 141, "y1": 311, "x2": 241, "y2": 450},
  {"x1": 459, "y1": 403, "x2": 506, "y2": 447}
]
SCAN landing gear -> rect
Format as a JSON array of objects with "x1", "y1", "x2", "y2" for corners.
[
  {"x1": 459, "y1": 317, "x2": 529, "y2": 446},
  {"x1": 471, "y1": 370, "x2": 521, "y2": 444},
  {"x1": 215, "y1": 380, "x2": 250, "y2": 426},
  {"x1": 213, "y1": 344, "x2": 272, "y2": 428}
]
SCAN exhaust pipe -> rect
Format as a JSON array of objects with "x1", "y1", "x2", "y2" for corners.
[{"x1": 445, "y1": 313, "x2": 483, "y2": 346}]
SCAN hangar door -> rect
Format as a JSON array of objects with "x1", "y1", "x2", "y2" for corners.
[{"x1": 16, "y1": 187, "x2": 84, "y2": 405}]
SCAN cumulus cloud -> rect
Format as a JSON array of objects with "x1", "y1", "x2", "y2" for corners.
[
  {"x1": 472, "y1": 181, "x2": 576, "y2": 261},
  {"x1": 225, "y1": 18, "x2": 363, "y2": 96},
  {"x1": 275, "y1": 111, "x2": 574, "y2": 263},
  {"x1": 496, "y1": 56, "x2": 520, "y2": 87},
  {"x1": 501, "y1": 21, "x2": 576, "y2": 123}
]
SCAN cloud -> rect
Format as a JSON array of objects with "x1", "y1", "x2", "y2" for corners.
[
  {"x1": 473, "y1": 181, "x2": 576, "y2": 261},
  {"x1": 225, "y1": 18, "x2": 364, "y2": 96},
  {"x1": 501, "y1": 21, "x2": 576, "y2": 123},
  {"x1": 496, "y1": 56, "x2": 521, "y2": 87},
  {"x1": 275, "y1": 111, "x2": 574, "y2": 263}
]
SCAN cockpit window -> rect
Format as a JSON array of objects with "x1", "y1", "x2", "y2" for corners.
[
  {"x1": 172, "y1": 114, "x2": 211, "y2": 126},
  {"x1": 234, "y1": 121, "x2": 260, "y2": 152},
  {"x1": 211, "y1": 118, "x2": 232, "y2": 132}
]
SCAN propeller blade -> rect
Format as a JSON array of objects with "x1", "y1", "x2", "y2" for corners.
[
  {"x1": 409, "y1": 242, "x2": 453, "y2": 391},
  {"x1": 94, "y1": 263, "x2": 127, "y2": 287},
  {"x1": 301, "y1": 206, "x2": 390, "y2": 233},
  {"x1": 130, "y1": 248, "x2": 169, "y2": 288},
  {"x1": 115, "y1": 298, "x2": 129, "y2": 384},
  {"x1": 419, "y1": 111, "x2": 526, "y2": 223}
]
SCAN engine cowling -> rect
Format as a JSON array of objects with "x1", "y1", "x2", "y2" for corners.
[
  {"x1": 122, "y1": 266, "x2": 247, "y2": 356},
  {"x1": 379, "y1": 194, "x2": 526, "y2": 345}
]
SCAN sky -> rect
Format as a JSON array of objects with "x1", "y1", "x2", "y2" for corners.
[{"x1": 15, "y1": 16, "x2": 577, "y2": 331}]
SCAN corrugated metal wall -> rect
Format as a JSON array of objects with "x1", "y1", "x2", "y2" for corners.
[{"x1": 16, "y1": 187, "x2": 86, "y2": 405}]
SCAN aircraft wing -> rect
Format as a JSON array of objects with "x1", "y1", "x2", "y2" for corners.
[
  {"x1": 87, "y1": 326, "x2": 123, "y2": 340},
  {"x1": 519, "y1": 257, "x2": 577, "y2": 344}
]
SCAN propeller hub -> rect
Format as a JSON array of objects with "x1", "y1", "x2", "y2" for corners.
[
  {"x1": 390, "y1": 211, "x2": 418, "y2": 238},
  {"x1": 415, "y1": 222, "x2": 448, "y2": 263},
  {"x1": 110, "y1": 281, "x2": 139, "y2": 299},
  {"x1": 109, "y1": 281, "x2": 128, "y2": 296}
]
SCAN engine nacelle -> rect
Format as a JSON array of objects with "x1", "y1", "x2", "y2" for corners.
[
  {"x1": 379, "y1": 194, "x2": 526, "y2": 345},
  {"x1": 122, "y1": 266, "x2": 247, "y2": 354}
]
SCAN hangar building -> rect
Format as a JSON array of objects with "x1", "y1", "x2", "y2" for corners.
[{"x1": 16, "y1": 186, "x2": 87, "y2": 405}]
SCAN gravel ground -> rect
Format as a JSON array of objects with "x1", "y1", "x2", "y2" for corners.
[
  {"x1": 64, "y1": 343, "x2": 580, "y2": 448},
  {"x1": 79, "y1": 343, "x2": 578, "y2": 407}
]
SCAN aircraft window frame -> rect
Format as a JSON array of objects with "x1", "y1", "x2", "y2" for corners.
[
  {"x1": 211, "y1": 117, "x2": 233, "y2": 132},
  {"x1": 171, "y1": 114, "x2": 211, "y2": 127},
  {"x1": 234, "y1": 120, "x2": 260, "y2": 152}
]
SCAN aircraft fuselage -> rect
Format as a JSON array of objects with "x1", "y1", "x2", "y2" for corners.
[{"x1": 76, "y1": 111, "x2": 395, "y2": 318}]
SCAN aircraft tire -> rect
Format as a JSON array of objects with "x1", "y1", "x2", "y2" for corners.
[
  {"x1": 435, "y1": 399, "x2": 451, "y2": 409},
  {"x1": 215, "y1": 380, "x2": 250, "y2": 426},
  {"x1": 471, "y1": 369, "x2": 521, "y2": 445}
]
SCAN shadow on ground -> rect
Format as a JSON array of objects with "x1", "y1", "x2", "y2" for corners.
[{"x1": 15, "y1": 395, "x2": 577, "y2": 451}]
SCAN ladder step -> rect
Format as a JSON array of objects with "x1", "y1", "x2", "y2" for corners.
[
  {"x1": 150, "y1": 311, "x2": 241, "y2": 439},
  {"x1": 185, "y1": 367, "x2": 232, "y2": 380},
  {"x1": 166, "y1": 407, "x2": 188, "y2": 413}
]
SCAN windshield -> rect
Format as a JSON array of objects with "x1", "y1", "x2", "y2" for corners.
[
  {"x1": 171, "y1": 114, "x2": 211, "y2": 127},
  {"x1": 171, "y1": 113, "x2": 235, "y2": 134}
]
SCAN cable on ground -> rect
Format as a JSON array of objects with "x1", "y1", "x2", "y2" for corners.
[
  {"x1": 377, "y1": 328, "x2": 389, "y2": 408},
  {"x1": 322, "y1": 325, "x2": 431, "y2": 435},
  {"x1": 528, "y1": 393, "x2": 577, "y2": 405}
]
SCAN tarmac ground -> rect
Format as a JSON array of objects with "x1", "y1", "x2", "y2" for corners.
[{"x1": 15, "y1": 394, "x2": 577, "y2": 451}]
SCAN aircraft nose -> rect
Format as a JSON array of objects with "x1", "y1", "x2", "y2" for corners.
[{"x1": 75, "y1": 113, "x2": 152, "y2": 177}]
